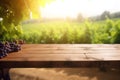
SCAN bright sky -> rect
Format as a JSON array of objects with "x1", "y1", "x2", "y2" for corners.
[{"x1": 40, "y1": 0, "x2": 120, "y2": 18}]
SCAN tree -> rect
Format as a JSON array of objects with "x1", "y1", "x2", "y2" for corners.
[
  {"x1": 100, "y1": 11, "x2": 111, "y2": 20},
  {"x1": 0, "y1": 0, "x2": 53, "y2": 41},
  {"x1": 77, "y1": 13, "x2": 84, "y2": 22}
]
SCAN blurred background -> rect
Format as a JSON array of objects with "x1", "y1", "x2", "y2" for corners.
[{"x1": 0, "y1": 0, "x2": 120, "y2": 80}]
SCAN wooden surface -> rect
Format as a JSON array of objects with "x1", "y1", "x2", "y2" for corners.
[{"x1": 0, "y1": 44, "x2": 120, "y2": 68}]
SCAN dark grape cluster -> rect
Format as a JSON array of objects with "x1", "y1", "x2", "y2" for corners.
[{"x1": 0, "y1": 40, "x2": 22, "y2": 59}]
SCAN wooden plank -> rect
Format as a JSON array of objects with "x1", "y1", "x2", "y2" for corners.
[
  {"x1": 0, "y1": 61, "x2": 120, "y2": 68},
  {"x1": 1, "y1": 53, "x2": 120, "y2": 61},
  {"x1": 0, "y1": 44, "x2": 120, "y2": 68}
]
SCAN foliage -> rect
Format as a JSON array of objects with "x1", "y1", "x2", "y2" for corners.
[
  {"x1": 20, "y1": 18, "x2": 120, "y2": 44},
  {"x1": 0, "y1": 0, "x2": 53, "y2": 41}
]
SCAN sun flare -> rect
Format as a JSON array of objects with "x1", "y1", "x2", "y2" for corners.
[{"x1": 40, "y1": 0, "x2": 120, "y2": 18}]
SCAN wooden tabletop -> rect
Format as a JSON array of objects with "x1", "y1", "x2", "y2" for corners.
[{"x1": 0, "y1": 44, "x2": 120, "y2": 68}]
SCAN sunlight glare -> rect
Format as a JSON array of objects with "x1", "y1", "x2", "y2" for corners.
[{"x1": 40, "y1": 0, "x2": 120, "y2": 18}]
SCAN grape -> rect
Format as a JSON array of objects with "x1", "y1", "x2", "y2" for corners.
[
  {"x1": 0, "y1": 49, "x2": 3, "y2": 58},
  {"x1": 0, "y1": 48, "x2": 7, "y2": 58},
  {"x1": 9, "y1": 41, "x2": 21, "y2": 52},
  {"x1": 0, "y1": 40, "x2": 22, "y2": 59}
]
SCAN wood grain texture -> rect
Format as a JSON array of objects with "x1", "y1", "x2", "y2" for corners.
[{"x1": 0, "y1": 44, "x2": 120, "y2": 68}]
